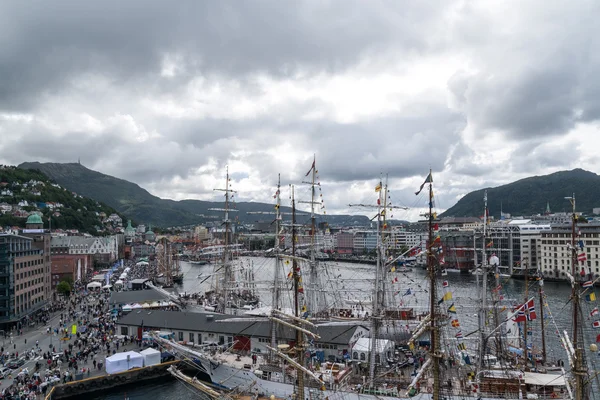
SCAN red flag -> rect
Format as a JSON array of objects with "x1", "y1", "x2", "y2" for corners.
[{"x1": 596, "y1": 334, "x2": 600, "y2": 343}]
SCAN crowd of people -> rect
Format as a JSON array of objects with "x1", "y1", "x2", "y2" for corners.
[{"x1": 0, "y1": 278, "x2": 146, "y2": 400}]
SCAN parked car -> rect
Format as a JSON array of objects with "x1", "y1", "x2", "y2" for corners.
[
  {"x1": 0, "y1": 367, "x2": 11, "y2": 378},
  {"x1": 7, "y1": 359, "x2": 25, "y2": 369}
]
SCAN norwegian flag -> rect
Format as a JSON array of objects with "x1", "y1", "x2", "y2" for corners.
[
  {"x1": 578, "y1": 252, "x2": 587, "y2": 262},
  {"x1": 513, "y1": 298, "x2": 536, "y2": 322},
  {"x1": 442, "y1": 281, "x2": 449, "y2": 288},
  {"x1": 524, "y1": 299, "x2": 537, "y2": 321},
  {"x1": 591, "y1": 307, "x2": 599, "y2": 317}
]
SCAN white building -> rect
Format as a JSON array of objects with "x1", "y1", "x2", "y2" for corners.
[{"x1": 540, "y1": 223, "x2": 600, "y2": 280}]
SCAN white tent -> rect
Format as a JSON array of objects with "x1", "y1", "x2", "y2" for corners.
[
  {"x1": 87, "y1": 282, "x2": 102, "y2": 289},
  {"x1": 140, "y1": 348, "x2": 161, "y2": 367},
  {"x1": 115, "y1": 280, "x2": 124, "y2": 285},
  {"x1": 136, "y1": 261, "x2": 149, "y2": 266},
  {"x1": 131, "y1": 303, "x2": 143, "y2": 309},
  {"x1": 105, "y1": 351, "x2": 144, "y2": 374},
  {"x1": 122, "y1": 304, "x2": 132, "y2": 311},
  {"x1": 149, "y1": 301, "x2": 160, "y2": 308},
  {"x1": 102, "y1": 284, "x2": 112, "y2": 289},
  {"x1": 142, "y1": 303, "x2": 151, "y2": 309},
  {"x1": 124, "y1": 267, "x2": 131, "y2": 272},
  {"x1": 119, "y1": 273, "x2": 127, "y2": 279}
]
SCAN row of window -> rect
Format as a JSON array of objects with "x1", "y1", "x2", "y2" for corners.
[
  {"x1": 15, "y1": 258, "x2": 43, "y2": 269},
  {"x1": 16, "y1": 268, "x2": 45, "y2": 279}
]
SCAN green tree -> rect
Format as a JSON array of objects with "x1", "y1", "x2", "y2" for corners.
[{"x1": 56, "y1": 280, "x2": 72, "y2": 297}]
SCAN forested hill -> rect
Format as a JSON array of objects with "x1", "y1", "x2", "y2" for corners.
[
  {"x1": 0, "y1": 165, "x2": 124, "y2": 234},
  {"x1": 440, "y1": 169, "x2": 600, "y2": 218}
]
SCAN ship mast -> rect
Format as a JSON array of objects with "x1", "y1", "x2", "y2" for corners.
[
  {"x1": 291, "y1": 186, "x2": 305, "y2": 400},
  {"x1": 567, "y1": 193, "x2": 587, "y2": 400},
  {"x1": 208, "y1": 167, "x2": 238, "y2": 313},
  {"x1": 368, "y1": 178, "x2": 384, "y2": 387},
  {"x1": 523, "y1": 258, "x2": 529, "y2": 369},
  {"x1": 349, "y1": 177, "x2": 407, "y2": 388},
  {"x1": 299, "y1": 155, "x2": 324, "y2": 315},
  {"x1": 271, "y1": 176, "x2": 283, "y2": 359},
  {"x1": 427, "y1": 171, "x2": 440, "y2": 399},
  {"x1": 477, "y1": 190, "x2": 489, "y2": 371},
  {"x1": 538, "y1": 269, "x2": 547, "y2": 365}
]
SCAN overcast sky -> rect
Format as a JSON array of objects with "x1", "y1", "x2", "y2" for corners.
[{"x1": 0, "y1": 1, "x2": 598, "y2": 221}]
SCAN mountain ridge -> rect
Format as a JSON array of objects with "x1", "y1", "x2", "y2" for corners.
[
  {"x1": 18, "y1": 162, "x2": 375, "y2": 227},
  {"x1": 441, "y1": 168, "x2": 600, "y2": 218}
]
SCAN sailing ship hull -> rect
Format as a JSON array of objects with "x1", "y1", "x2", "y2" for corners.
[{"x1": 197, "y1": 357, "x2": 539, "y2": 400}]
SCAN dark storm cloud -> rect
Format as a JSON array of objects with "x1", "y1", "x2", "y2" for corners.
[
  {"x1": 0, "y1": 0, "x2": 446, "y2": 112},
  {"x1": 466, "y1": 66, "x2": 579, "y2": 139}
]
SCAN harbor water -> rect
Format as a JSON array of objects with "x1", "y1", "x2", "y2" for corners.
[{"x1": 93, "y1": 258, "x2": 598, "y2": 398}]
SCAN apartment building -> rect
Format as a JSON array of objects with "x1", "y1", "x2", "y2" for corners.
[{"x1": 0, "y1": 233, "x2": 50, "y2": 327}]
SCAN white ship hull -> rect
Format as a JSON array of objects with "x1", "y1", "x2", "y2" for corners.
[{"x1": 197, "y1": 356, "x2": 536, "y2": 399}]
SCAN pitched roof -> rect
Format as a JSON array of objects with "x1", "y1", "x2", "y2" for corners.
[{"x1": 117, "y1": 310, "x2": 363, "y2": 345}]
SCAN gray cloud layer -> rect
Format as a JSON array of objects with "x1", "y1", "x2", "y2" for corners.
[{"x1": 1, "y1": 0, "x2": 598, "y2": 219}]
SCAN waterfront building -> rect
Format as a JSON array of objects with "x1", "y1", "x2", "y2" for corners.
[
  {"x1": 391, "y1": 228, "x2": 427, "y2": 251},
  {"x1": 20, "y1": 214, "x2": 52, "y2": 303},
  {"x1": 352, "y1": 231, "x2": 377, "y2": 254},
  {"x1": 193, "y1": 226, "x2": 211, "y2": 242},
  {"x1": 335, "y1": 232, "x2": 354, "y2": 254},
  {"x1": 540, "y1": 223, "x2": 600, "y2": 280},
  {"x1": 0, "y1": 232, "x2": 50, "y2": 327},
  {"x1": 116, "y1": 310, "x2": 367, "y2": 360}
]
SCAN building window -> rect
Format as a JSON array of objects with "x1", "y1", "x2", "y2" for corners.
[
  {"x1": 189, "y1": 333, "x2": 194, "y2": 343},
  {"x1": 178, "y1": 332, "x2": 184, "y2": 341},
  {"x1": 121, "y1": 327, "x2": 128, "y2": 336}
]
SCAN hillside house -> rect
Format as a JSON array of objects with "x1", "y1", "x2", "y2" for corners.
[
  {"x1": 0, "y1": 203, "x2": 12, "y2": 214},
  {"x1": 0, "y1": 189, "x2": 13, "y2": 196},
  {"x1": 18, "y1": 200, "x2": 28, "y2": 207},
  {"x1": 105, "y1": 214, "x2": 123, "y2": 226}
]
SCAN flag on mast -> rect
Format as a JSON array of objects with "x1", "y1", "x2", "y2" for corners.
[
  {"x1": 415, "y1": 172, "x2": 433, "y2": 195},
  {"x1": 305, "y1": 159, "x2": 315, "y2": 177}
]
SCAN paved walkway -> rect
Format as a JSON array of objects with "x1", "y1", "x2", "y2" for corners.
[{"x1": 0, "y1": 309, "x2": 153, "y2": 390}]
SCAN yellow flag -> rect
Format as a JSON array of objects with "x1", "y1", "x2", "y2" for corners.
[
  {"x1": 443, "y1": 292, "x2": 453, "y2": 301},
  {"x1": 375, "y1": 183, "x2": 382, "y2": 192},
  {"x1": 390, "y1": 266, "x2": 396, "y2": 272},
  {"x1": 71, "y1": 324, "x2": 77, "y2": 335}
]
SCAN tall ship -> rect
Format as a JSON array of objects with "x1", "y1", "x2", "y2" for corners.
[
  {"x1": 154, "y1": 238, "x2": 183, "y2": 287},
  {"x1": 203, "y1": 167, "x2": 259, "y2": 314},
  {"x1": 151, "y1": 172, "x2": 593, "y2": 399}
]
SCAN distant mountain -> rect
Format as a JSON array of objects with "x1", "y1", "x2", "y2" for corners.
[
  {"x1": 19, "y1": 162, "x2": 374, "y2": 227},
  {"x1": 441, "y1": 169, "x2": 600, "y2": 218}
]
